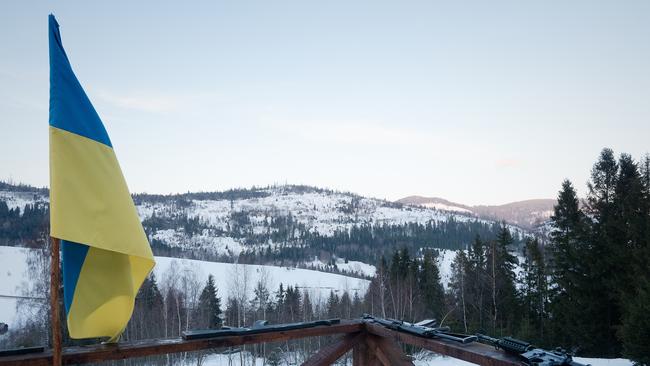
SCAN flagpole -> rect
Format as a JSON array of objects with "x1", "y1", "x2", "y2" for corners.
[{"x1": 50, "y1": 236, "x2": 62, "y2": 366}]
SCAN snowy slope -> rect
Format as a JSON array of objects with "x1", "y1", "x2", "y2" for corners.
[
  {"x1": 303, "y1": 257, "x2": 376, "y2": 278},
  {"x1": 0, "y1": 246, "x2": 34, "y2": 325},
  {"x1": 435, "y1": 249, "x2": 524, "y2": 290},
  {"x1": 153, "y1": 256, "x2": 370, "y2": 302},
  {"x1": 137, "y1": 187, "x2": 477, "y2": 239},
  {"x1": 0, "y1": 246, "x2": 369, "y2": 328},
  {"x1": 0, "y1": 190, "x2": 48, "y2": 213},
  {"x1": 1, "y1": 184, "x2": 509, "y2": 275}
]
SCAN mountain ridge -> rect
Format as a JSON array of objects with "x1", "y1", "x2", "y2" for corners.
[
  {"x1": 1, "y1": 181, "x2": 524, "y2": 268},
  {"x1": 396, "y1": 196, "x2": 555, "y2": 229}
]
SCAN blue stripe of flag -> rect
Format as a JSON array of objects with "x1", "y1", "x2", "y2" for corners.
[
  {"x1": 48, "y1": 14, "x2": 113, "y2": 148},
  {"x1": 61, "y1": 240, "x2": 90, "y2": 314}
]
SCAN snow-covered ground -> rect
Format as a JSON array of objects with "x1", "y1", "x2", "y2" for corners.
[
  {"x1": 160, "y1": 350, "x2": 635, "y2": 366},
  {"x1": 152, "y1": 229, "x2": 246, "y2": 257},
  {"x1": 134, "y1": 187, "x2": 485, "y2": 254},
  {"x1": 168, "y1": 190, "x2": 468, "y2": 238},
  {"x1": 153, "y1": 256, "x2": 370, "y2": 302},
  {"x1": 421, "y1": 202, "x2": 473, "y2": 214},
  {"x1": 412, "y1": 351, "x2": 633, "y2": 366},
  {"x1": 0, "y1": 190, "x2": 48, "y2": 213},
  {"x1": 436, "y1": 249, "x2": 457, "y2": 289},
  {"x1": 0, "y1": 246, "x2": 369, "y2": 328},
  {"x1": 0, "y1": 246, "x2": 33, "y2": 325},
  {"x1": 304, "y1": 256, "x2": 377, "y2": 278}
]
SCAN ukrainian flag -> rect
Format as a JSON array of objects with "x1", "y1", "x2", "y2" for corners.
[{"x1": 48, "y1": 14, "x2": 155, "y2": 342}]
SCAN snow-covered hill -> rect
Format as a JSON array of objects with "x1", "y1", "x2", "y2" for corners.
[
  {"x1": 136, "y1": 186, "x2": 483, "y2": 257},
  {"x1": 1, "y1": 184, "x2": 522, "y2": 278},
  {"x1": 0, "y1": 245, "x2": 369, "y2": 328}
]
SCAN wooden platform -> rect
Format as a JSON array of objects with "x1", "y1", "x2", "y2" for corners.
[{"x1": 0, "y1": 320, "x2": 521, "y2": 366}]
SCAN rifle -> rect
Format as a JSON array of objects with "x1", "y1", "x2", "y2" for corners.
[
  {"x1": 182, "y1": 318, "x2": 340, "y2": 340},
  {"x1": 362, "y1": 314, "x2": 477, "y2": 344},
  {"x1": 476, "y1": 334, "x2": 590, "y2": 366}
]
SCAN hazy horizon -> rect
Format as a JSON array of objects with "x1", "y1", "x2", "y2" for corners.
[{"x1": 2, "y1": 1, "x2": 649, "y2": 206}]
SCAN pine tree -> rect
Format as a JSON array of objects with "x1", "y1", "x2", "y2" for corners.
[
  {"x1": 619, "y1": 154, "x2": 650, "y2": 364},
  {"x1": 449, "y1": 250, "x2": 470, "y2": 333},
  {"x1": 548, "y1": 179, "x2": 592, "y2": 351},
  {"x1": 326, "y1": 291, "x2": 340, "y2": 318},
  {"x1": 518, "y1": 238, "x2": 549, "y2": 344},
  {"x1": 418, "y1": 250, "x2": 445, "y2": 320},
  {"x1": 197, "y1": 275, "x2": 222, "y2": 329},
  {"x1": 486, "y1": 225, "x2": 519, "y2": 334},
  {"x1": 582, "y1": 149, "x2": 624, "y2": 356},
  {"x1": 620, "y1": 277, "x2": 650, "y2": 365},
  {"x1": 302, "y1": 291, "x2": 314, "y2": 321},
  {"x1": 284, "y1": 286, "x2": 302, "y2": 322},
  {"x1": 611, "y1": 154, "x2": 645, "y2": 287},
  {"x1": 467, "y1": 235, "x2": 488, "y2": 332}
]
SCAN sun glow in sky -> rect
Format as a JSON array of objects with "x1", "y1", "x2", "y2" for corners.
[{"x1": 1, "y1": 1, "x2": 649, "y2": 205}]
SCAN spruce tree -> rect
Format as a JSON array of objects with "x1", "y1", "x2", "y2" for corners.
[
  {"x1": 467, "y1": 235, "x2": 488, "y2": 331},
  {"x1": 611, "y1": 154, "x2": 645, "y2": 296},
  {"x1": 197, "y1": 275, "x2": 222, "y2": 329},
  {"x1": 620, "y1": 278, "x2": 650, "y2": 365},
  {"x1": 449, "y1": 250, "x2": 470, "y2": 333},
  {"x1": 486, "y1": 225, "x2": 518, "y2": 334},
  {"x1": 548, "y1": 179, "x2": 593, "y2": 351},
  {"x1": 419, "y1": 250, "x2": 445, "y2": 320},
  {"x1": 618, "y1": 154, "x2": 650, "y2": 364},
  {"x1": 583, "y1": 149, "x2": 623, "y2": 356},
  {"x1": 518, "y1": 238, "x2": 548, "y2": 344},
  {"x1": 302, "y1": 291, "x2": 314, "y2": 321}
]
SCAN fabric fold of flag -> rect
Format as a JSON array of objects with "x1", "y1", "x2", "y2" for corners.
[{"x1": 48, "y1": 14, "x2": 155, "y2": 342}]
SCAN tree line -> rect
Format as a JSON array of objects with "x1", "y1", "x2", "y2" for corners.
[{"x1": 442, "y1": 149, "x2": 649, "y2": 364}]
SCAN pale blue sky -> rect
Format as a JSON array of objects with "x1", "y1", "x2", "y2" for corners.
[{"x1": 1, "y1": 1, "x2": 649, "y2": 205}]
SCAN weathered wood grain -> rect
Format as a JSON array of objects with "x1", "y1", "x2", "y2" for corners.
[{"x1": 301, "y1": 332, "x2": 363, "y2": 366}]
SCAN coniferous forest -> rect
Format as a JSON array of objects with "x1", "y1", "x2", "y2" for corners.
[
  {"x1": 1, "y1": 148, "x2": 649, "y2": 364},
  {"x1": 438, "y1": 148, "x2": 650, "y2": 364}
]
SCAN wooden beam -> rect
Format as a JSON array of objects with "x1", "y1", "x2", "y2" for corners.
[
  {"x1": 352, "y1": 339, "x2": 369, "y2": 366},
  {"x1": 370, "y1": 343, "x2": 391, "y2": 366},
  {"x1": 0, "y1": 321, "x2": 363, "y2": 366},
  {"x1": 301, "y1": 332, "x2": 363, "y2": 366},
  {"x1": 50, "y1": 237, "x2": 61, "y2": 366},
  {"x1": 365, "y1": 334, "x2": 414, "y2": 366},
  {"x1": 364, "y1": 323, "x2": 521, "y2": 366}
]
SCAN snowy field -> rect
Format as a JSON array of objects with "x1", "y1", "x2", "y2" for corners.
[
  {"x1": 153, "y1": 256, "x2": 370, "y2": 302},
  {"x1": 0, "y1": 245, "x2": 513, "y2": 326},
  {"x1": 152, "y1": 350, "x2": 634, "y2": 366},
  {"x1": 303, "y1": 256, "x2": 377, "y2": 278},
  {"x1": 0, "y1": 246, "x2": 35, "y2": 326},
  {"x1": 0, "y1": 246, "x2": 369, "y2": 328}
]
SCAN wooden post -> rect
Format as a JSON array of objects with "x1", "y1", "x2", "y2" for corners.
[
  {"x1": 352, "y1": 339, "x2": 368, "y2": 366},
  {"x1": 50, "y1": 237, "x2": 62, "y2": 366}
]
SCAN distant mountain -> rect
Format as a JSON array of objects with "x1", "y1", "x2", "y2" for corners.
[{"x1": 397, "y1": 196, "x2": 555, "y2": 230}]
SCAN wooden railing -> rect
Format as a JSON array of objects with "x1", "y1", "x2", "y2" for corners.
[{"x1": 0, "y1": 320, "x2": 521, "y2": 366}]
